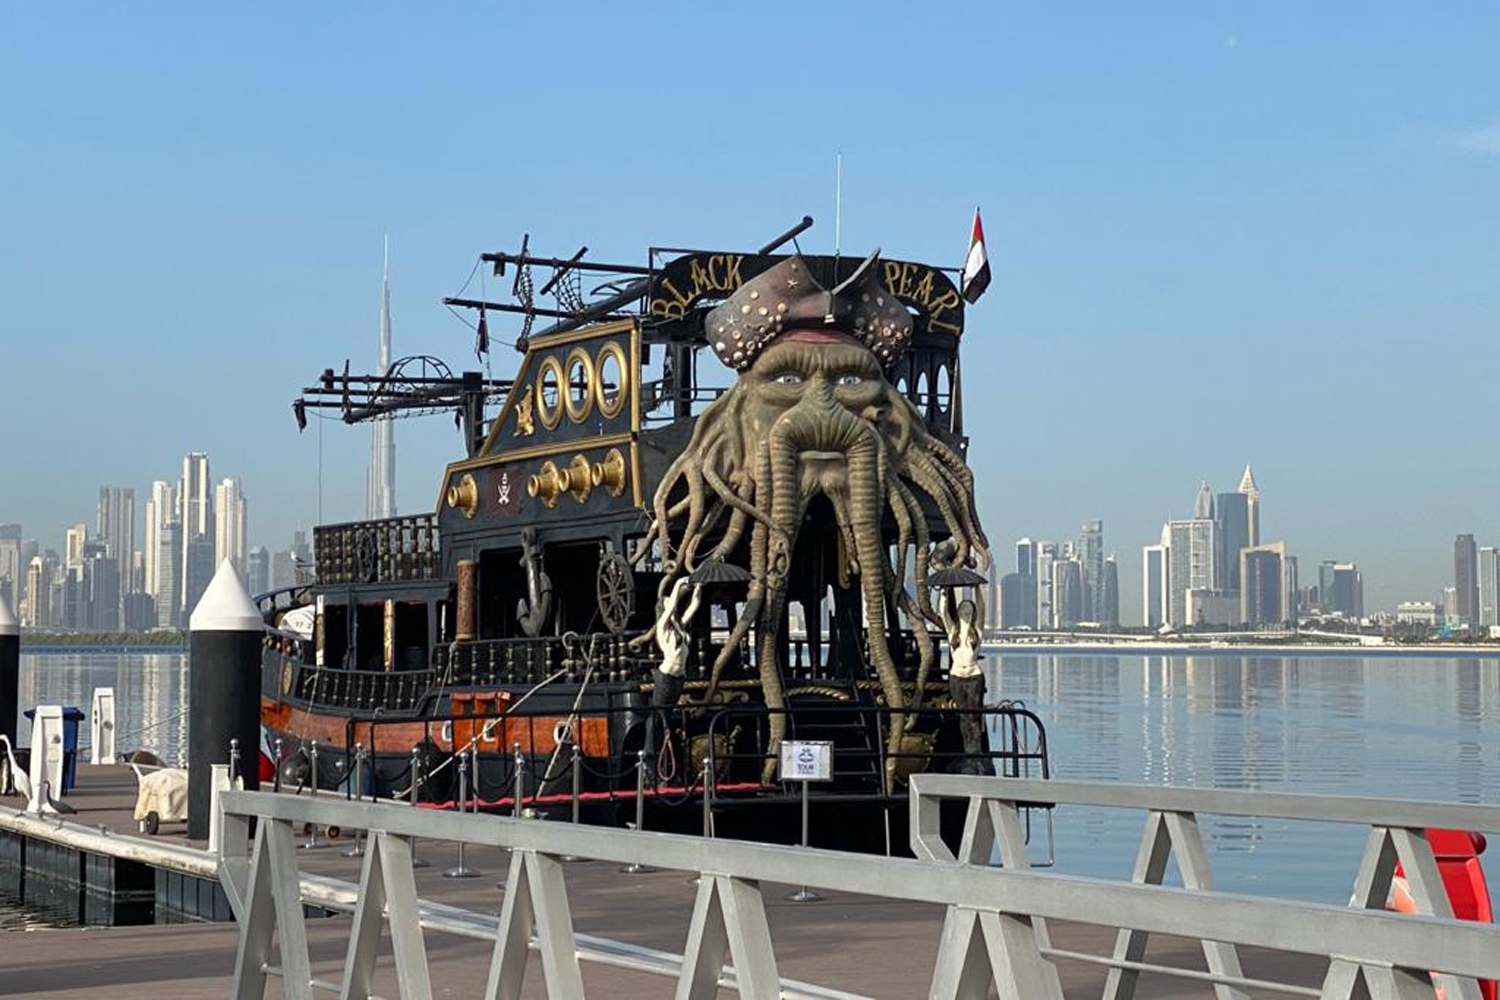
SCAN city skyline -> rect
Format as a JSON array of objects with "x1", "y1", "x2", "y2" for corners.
[{"x1": 3, "y1": 7, "x2": 1498, "y2": 619}]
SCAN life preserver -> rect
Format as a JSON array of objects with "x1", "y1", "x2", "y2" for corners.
[{"x1": 1387, "y1": 830, "x2": 1494, "y2": 1000}]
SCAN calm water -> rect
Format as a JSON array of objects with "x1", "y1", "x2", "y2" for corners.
[
  {"x1": 988, "y1": 652, "x2": 1500, "y2": 902},
  {"x1": 6, "y1": 651, "x2": 1499, "y2": 909}
]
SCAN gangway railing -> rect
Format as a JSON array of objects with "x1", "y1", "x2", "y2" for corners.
[
  {"x1": 217, "y1": 785, "x2": 1500, "y2": 999},
  {"x1": 910, "y1": 773, "x2": 1500, "y2": 1000}
]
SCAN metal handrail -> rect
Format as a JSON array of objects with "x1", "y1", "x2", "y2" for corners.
[
  {"x1": 216, "y1": 788, "x2": 1500, "y2": 999},
  {"x1": 909, "y1": 773, "x2": 1500, "y2": 1000}
]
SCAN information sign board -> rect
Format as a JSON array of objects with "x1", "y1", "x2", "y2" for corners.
[{"x1": 778, "y1": 740, "x2": 834, "y2": 782}]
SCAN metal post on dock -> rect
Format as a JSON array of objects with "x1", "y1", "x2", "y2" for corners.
[
  {"x1": 444, "y1": 748, "x2": 479, "y2": 878},
  {"x1": 300, "y1": 741, "x2": 327, "y2": 849},
  {"x1": 186, "y1": 561, "x2": 262, "y2": 839},
  {"x1": 342, "y1": 743, "x2": 366, "y2": 858},
  {"x1": 701, "y1": 757, "x2": 714, "y2": 839},
  {"x1": 512, "y1": 743, "x2": 525, "y2": 818},
  {"x1": 558, "y1": 744, "x2": 585, "y2": 863},
  {"x1": 0, "y1": 593, "x2": 17, "y2": 761},
  {"x1": 409, "y1": 745, "x2": 430, "y2": 868},
  {"x1": 273, "y1": 738, "x2": 283, "y2": 794},
  {"x1": 620, "y1": 750, "x2": 655, "y2": 874},
  {"x1": 786, "y1": 779, "x2": 823, "y2": 902}
]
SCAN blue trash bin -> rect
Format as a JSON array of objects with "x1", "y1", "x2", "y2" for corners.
[{"x1": 22, "y1": 707, "x2": 86, "y2": 792}]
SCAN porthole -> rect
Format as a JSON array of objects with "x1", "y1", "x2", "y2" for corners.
[
  {"x1": 536, "y1": 355, "x2": 564, "y2": 430},
  {"x1": 595, "y1": 341, "x2": 629, "y2": 420},
  {"x1": 934, "y1": 364, "x2": 952, "y2": 414},
  {"x1": 563, "y1": 346, "x2": 595, "y2": 422}
]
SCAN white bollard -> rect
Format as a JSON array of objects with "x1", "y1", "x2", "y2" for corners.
[
  {"x1": 90, "y1": 688, "x2": 116, "y2": 765},
  {"x1": 27, "y1": 706, "x2": 65, "y2": 815}
]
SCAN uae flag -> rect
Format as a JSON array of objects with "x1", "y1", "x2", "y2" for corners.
[{"x1": 961, "y1": 208, "x2": 991, "y2": 304}]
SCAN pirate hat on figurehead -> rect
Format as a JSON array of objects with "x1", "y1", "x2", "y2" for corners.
[{"x1": 704, "y1": 250, "x2": 914, "y2": 371}]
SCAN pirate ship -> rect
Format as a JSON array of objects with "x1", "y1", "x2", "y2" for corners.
[{"x1": 257, "y1": 218, "x2": 1049, "y2": 846}]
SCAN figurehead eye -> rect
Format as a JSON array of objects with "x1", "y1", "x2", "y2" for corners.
[
  {"x1": 774, "y1": 372, "x2": 804, "y2": 386},
  {"x1": 835, "y1": 373, "x2": 864, "y2": 387}
]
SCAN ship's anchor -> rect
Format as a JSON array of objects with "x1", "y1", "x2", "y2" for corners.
[{"x1": 516, "y1": 526, "x2": 553, "y2": 637}]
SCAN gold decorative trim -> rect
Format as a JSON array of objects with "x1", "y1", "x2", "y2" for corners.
[
  {"x1": 594, "y1": 340, "x2": 629, "y2": 419},
  {"x1": 485, "y1": 431, "x2": 634, "y2": 467},
  {"x1": 589, "y1": 448, "x2": 626, "y2": 497},
  {"x1": 446, "y1": 473, "x2": 479, "y2": 518},
  {"x1": 563, "y1": 346, "x2": 595, "y2": 423},
  {"x1": 513, "y1": 384, "x2": 535, "y2": 437},
  {"x1": 536, "y1": 355, "x2": 564, "y2": 430},
  {"x1": 527, "y1": 317, "x2": 637, "y2": 352},
  {"x1": 567, "y1": 454, "x2": 593, "y2": 502},
  {"x1": 527, "y1": 460, "x2": 565, "y2": 508}
]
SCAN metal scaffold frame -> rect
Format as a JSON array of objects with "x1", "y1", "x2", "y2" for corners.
[{"x1": 215, "y1": 779, "x2": 1500, "y2": 1000}]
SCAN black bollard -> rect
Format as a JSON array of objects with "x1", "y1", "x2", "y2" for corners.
[
  {"x1": 0, "y1": 593, "x2": 17, "y2": 750},
  {"x1": 187, "y1": 561, "x2": 263, "y2": 839}
]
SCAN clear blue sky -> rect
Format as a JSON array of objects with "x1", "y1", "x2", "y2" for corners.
[{"x1": 2, "y1": 4, "x2": 1497, "y2": 621}]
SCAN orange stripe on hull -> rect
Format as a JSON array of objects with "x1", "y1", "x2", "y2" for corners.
[{"x1": 261, "y1": 697, "x2": 611, "y2": 757}]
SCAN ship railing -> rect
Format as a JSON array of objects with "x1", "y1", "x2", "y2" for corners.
[
  {"x1": 433, "y1": 633, "x2": 655, "y2": 687},
  {"x1": 279, "y1": 658, "x2": 441, "y2": 714},
  {"x1": 336, "y1": 700, "x2": 1048, "y2": 819},
  {"x1": 313, "y1": 512, "x2": 441, "y2": 586},
  {"x1": 253, "y1": 583, "x2": 313, "y2": 618},
  {"x1": 215, "y1": 780, "x2": 1500, "y2": 1000},
  {"x1": 910, "y1": 774, "x2": 1500, "y2": 1000}
]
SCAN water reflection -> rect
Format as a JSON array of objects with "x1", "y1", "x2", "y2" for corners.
[
  {"x1": 17, "y1": 653, "x2": 189, "y2": 763},
  {"x1": 991, "y1": 652, "x2": 1500, "y2": 902}
]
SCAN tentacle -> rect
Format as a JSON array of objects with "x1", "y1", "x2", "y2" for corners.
[
  {"x1": 903, "y1": 459, "x2": 971, "y2": 571},
  {"x1": 892, "y1": 478, "x2": 943, "y2": 631}
]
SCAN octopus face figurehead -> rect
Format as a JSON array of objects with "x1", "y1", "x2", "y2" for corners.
[{"x1": 645, "y1": 253, "x2": 988, "y2": 774}]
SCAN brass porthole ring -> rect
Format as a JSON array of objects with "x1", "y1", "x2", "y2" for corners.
[
  {"x1": 594, "y1": 340, "x2": 629, "y2": 419},
  {"x1": 563, "y1": 346, "x2": 595, "y2": 423},
  {"x1": 536, "y1": 354, "x2": 565, "y2": 430}
]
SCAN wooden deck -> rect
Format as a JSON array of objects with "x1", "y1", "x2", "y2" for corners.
[{"x1": 1, "y1": 766, "x2": 1331, "y2": 998}]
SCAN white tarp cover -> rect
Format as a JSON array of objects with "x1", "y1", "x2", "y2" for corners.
[{"x1": 134, "y1": 767, "x2": 188, "y2": 822}]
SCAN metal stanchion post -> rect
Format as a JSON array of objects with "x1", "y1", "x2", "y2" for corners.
[
  {"x1": 701, "y1": 758, "x2": 713, "y2": 839},
  {"x1": 409, "y1": 745, "x2": 430, "y2": 868},
  {"x1": 786, "y1": 779, "x2": 823, "y2": 902},
  {"x1": 228, "y1": 738, "x2": 241, "y2": 787},
  {"x1": 273, "y1": 738, "x2": 284, "y2": 794},
  {"x1": 620, "y1": 750, "x2": 655, "y2": 874},
  {"x1": 512, "y1": 744, "x2": 525, "y2": 819},
  {"x1": 443, "y1": 748, "x2": 479, "y2": 878},
  {"x1": 341, "y1": 743, "x2": 366, "y2": 858},
  {"x1": 471, "y1": 742, "x2": 482, "y2": 812},
  {"x1": 299, "y1": 740, "x2": 327, "y2": 849},
  {"x1": 558, "y1": 743, "x2": 585, "y2": 863}
]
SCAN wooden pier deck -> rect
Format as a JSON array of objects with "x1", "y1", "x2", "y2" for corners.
[{"x1": 0, "y1": 767, "x2": 1332, "y2": 998}]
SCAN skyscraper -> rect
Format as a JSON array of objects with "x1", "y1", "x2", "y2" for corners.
[
  {"x1": 1034, "y1": 541, "x2": 1056, "y2": 629},
  {"x1": 1454, "y1": 534, "x2": 1480, "y2": 626},
  {"x1": 1478, "y1": 546, "x2": 1500, "y2": 628},
  {"x1": 1194, "y1": 481, "x2": 1214, "y2": 521},
  {"x1": 1238, "y1": 464, "x2": 1260, "y2": 547},
  {"x1": 0, "y1": 524, "x2": 20, "y2": 613},
  {"x1": 214, "y1": 478, "x2": 247, "y2": 578},
  {"x1": 180, "y1": 452, "x2": 213, "y2": 616},
  {"x1": 143, "y1": 480, "x2": 176, "y2": 598},
  {"x1": 1051, "y1": 559, "x2": 1085, "y2": 627},
  {"x1": 367, "y1": 238, "x2": 397, "y2": 520},
  {"x1": 1240, "y1": 542, "x2": 1287, "y2": 626},
  {"x1": 1015, "y1": 538, "x2": 1035, "y2": 578},
  {"x1": 156, "y1": 520, "x2": 182, "y2": 629},
  {"x1": 23, "y1": 554, "x2": 52, "y2": 628},
  {"x1": 1142, "y1": 541, "x2": 1168, "y2": 627},
  {"x1": 96, "y1": 486, "x2": 135, "y2": 579},
  {"x1": 1214, "y1": 490, "x2": 1250, "y2": 593},
  {"x1": 1165, "y1": 517, "x2": 1216, "y2": 627},
  {"x1": 1079, "y1": 520, "x2": 1105, "y2": 623},
  {"x1": 1318, "y1": 561, "x2": 1364, "y2": 618},
  {"x1": 65, "y1": 523, "x2": 88, "y2": 569},
  {"x1": 246, "y1": 546, "x2": 271, "y2": 597},
  {"x1": 1101, "y1": 556, "x2": 1119, "y2": 626}
]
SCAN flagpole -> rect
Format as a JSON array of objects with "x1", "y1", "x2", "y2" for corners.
[{"x1": 834, "y1": 152, "x2": 843, "y2": 260}]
